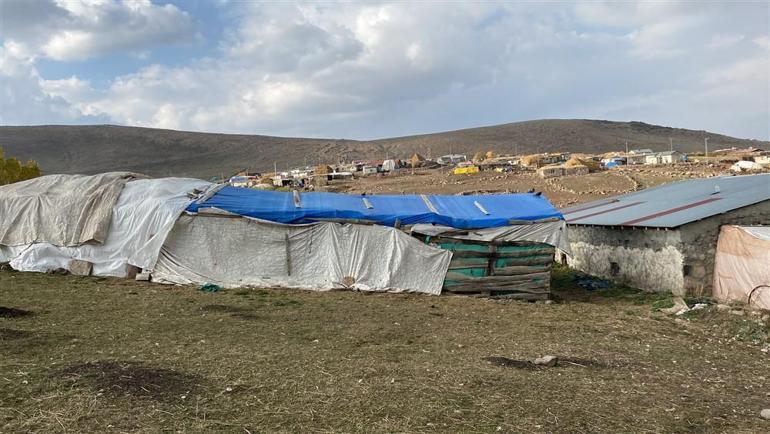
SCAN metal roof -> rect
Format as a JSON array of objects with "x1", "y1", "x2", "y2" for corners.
[{"x1": 562, "y1": 173, "x2": 770, "y2": 228}]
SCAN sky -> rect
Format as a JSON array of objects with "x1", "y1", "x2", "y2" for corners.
[{"x1": 0, "y1": 0, "x2": 768, "y2": 140}]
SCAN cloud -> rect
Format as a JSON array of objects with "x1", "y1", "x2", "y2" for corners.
[
  {"x1": 0, "y1": 42, "x2": 107, "y2": 124},
  {"x1": 1, "y1": 1, "x2": 768, "y2": 140},
  {"x1": 0, "y1": 0, "x2": 196, "y2": 61}
]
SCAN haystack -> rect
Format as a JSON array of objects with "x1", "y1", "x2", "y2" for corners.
[
  {"x1": 410, "y1": 153, "x2": 426, "y2": 167},
  {"x1": 565, "y1": 157, "x2": 600, "y2": 172},
  {"x1": 315, "y1": 165, "x2": 333, "y2": 175},
  {"x1": 485, "y1": 151, "x2": 497, "y2": 159},
  {"x1": 520, "y1": 155, "x2": 541, "y2": 167},
  {"x1": 472, "y1": 151, "x2": 486, "y2": 162}
]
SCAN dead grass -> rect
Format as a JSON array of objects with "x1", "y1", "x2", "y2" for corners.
[{"x1": 1, "y1": 270, "x2": 769, "y2": 433}]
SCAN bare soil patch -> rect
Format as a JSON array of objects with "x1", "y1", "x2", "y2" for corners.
[
  {"x1": 0, "y1": 327, "x2": 33, "y2": 340},
  {"x1": 59, "y1": 361, "x2": 204, "y2": 402},
  {"x1": 484, "y1": 356, "x2": 606, "y2": 370},
  {"x1": 0, "y1": 306, "x2": 33, "y2": 318}
]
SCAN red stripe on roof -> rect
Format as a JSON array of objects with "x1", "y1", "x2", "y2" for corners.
[
  {"x1": 566, "y1": 201, "x2": 645, "y2": 222},
  {"x1": 619, "y1": 197, "x2": 722, "y2": 226},
  {"x1": 562, "y1": 199, "x2": 620, "y2": 215}
]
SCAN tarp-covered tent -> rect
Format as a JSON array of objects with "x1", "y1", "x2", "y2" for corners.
[
  {"x1": 186, "y1": 186, "x2": 562, "y2": 229},
  {"x1": 152, "y1": 213, "x2": 451, "y2": 294},
  {"x1": 1, "y1": 176, "x2": 211, "y2": 277},
  {"x1": 0, "y1": 172, "x2": 137, "y2": 247},
  {"x1": 714, "y1": 225, "x2": 770, "y2": 310},
  {"x1": 173, "y1": 188, "x2": 568, "y2": 296},
  {"x1": 1, "y1": 173, "x2": 567, "y2": 296}
]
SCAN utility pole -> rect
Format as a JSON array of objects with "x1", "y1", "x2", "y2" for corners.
[
  {"x1": 705, "y1": 137, "x2": 709, "y2": 161},
  {"x1": 274, "y1": 161, "x2": 277, "y2": 174},
  {"x1": 625, "y1": 140, "x2": 628, "y2": 154},
  {"x1": 669, "y1": 137, "x2": 673, "y2": 152}
]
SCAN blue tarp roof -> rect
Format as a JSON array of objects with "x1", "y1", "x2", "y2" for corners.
[{"x1": 187, "y1": 186, "x2": 563, "y2": 229}]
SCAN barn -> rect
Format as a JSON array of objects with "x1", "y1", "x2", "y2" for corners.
[{"x1": 560, "y1": 174, "x2": 770, "y2": 296}]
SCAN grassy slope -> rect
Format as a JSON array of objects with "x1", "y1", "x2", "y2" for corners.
[
  {"x1": 1, "y1": 120, "x2": 766, "y2": 178},
  {"x1": 2, "y1": 269, "x2": 769, "y2": 433}
]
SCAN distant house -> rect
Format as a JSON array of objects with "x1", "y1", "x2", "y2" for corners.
[
  {"x1": 645, "y1": 151, "x2": 683, "y2": 165},
  {"x1": 362, "y1": 166, "x2": 378, "y2": 176},
  {"x1": 626, "y1": 154, "x2": 647, "y2": 165},
  {"x1": 537, "y1": 165, "x2": 564, "y2": 179},
  {"x1": 629, "y1": 149, "x2": 654, "y2": 155},
  {"x1": 564, "y1": 165, "x2": 589, "y2": 176},
  {"x1": 754, "y1": 154, "x2": 770, "y2": 166},
  {"x1": 436, "y1": 154, "x2": 467, "y2": 165}
]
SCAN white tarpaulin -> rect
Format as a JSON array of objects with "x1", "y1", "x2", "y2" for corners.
[
  {"x1": 5, "y1": 178, "x2": 211, "y2": 277},
  {"x1": 0, "y1": 172, "x2": 139, "y2": 247},
  {"x1": 152, "y1": 214, "x2": 452, "y2": 294},
  {"x1": 714, "y1": 225, "x2": 770, "y2": 310},
  {"x1": 410, "y1": 220, "x2": 570, "y2": 253}
]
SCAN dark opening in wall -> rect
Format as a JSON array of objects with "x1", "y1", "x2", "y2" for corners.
[
  {"x1": 610, "y1": 262, "x2": 620, "y2": 276},
  {"x1": 683, "y1": 264, "x2": 692, "y2": 277}
]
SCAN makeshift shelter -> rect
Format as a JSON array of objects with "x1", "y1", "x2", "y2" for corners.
[
  {"x1": 412, "y1": 221, "x2": 568, "y2": 299},
  {"x1": 1, "y1": 175, "x2": 210, "y2": 277},
  {"x1": 713, "y1": 226, "x2": 770, "y2": 309},
  {"x1": 1, "y1": 173, "x2": 568, "y2": 297}
]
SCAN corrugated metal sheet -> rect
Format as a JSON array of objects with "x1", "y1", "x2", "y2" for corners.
[{"x1": 562, "y1": 174, "x2": 770, "y2": 228}]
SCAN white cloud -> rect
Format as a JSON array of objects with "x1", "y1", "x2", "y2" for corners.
[{"x1": 0, "y1": 0, "x2": 195, "y2": 61}]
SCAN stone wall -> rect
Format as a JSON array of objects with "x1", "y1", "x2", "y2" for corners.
[
  {"x1": 566, "y1": 226, "x2": 685, "y2": 294},
  {"x1": 566, "y1": 200, "x2": 770, "y2": 296}
]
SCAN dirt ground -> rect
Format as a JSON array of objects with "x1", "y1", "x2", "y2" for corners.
[
  {"x1": 327, "y1": 163, "x2": 733, "y2": 208},
  {"x1": 2, "y1": 269, "x2": 769, "y2": 433}
]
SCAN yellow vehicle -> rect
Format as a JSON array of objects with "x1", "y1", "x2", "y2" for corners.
[{"x1": 453, "y1": 165, "x2": 480, "y2": 175}]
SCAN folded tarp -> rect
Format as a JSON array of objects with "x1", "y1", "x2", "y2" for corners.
[
  {"x1": 4, "y1": 178, "x2": 211, "y2": 276},
  {"x1": 187, "y1": 187, "x2": 563, "y2": 229},
  {"x1": 0, "y1": 172, "x2": 139, "y2": 247},
  {"x1": 152, "y1": 214, "x2": 452, "y2": 294},
  {"x1": 411, "y1": 220, "x2": 571, "y2": 253}
]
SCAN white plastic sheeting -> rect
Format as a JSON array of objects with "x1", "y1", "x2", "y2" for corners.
[
  {"x1": 713, "y1": 225, "x2": 770, "y2": 310},
  {"x1": 153, "y1": 214, "x2": 452, "y2": 294},
  {"x1": 5, "y1": 178, "x2": 210, "y2": 277},
  {"x1": 0, "y1": 172, "x2": 139, "y2": 247},
  {"x1": 410, "y1": 220, "x2": 570, "y2": 253}
]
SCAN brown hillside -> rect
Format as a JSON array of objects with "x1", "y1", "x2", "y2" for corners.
[{"x1": 0, "y1": 120, "x2": 765, "y2": 178}]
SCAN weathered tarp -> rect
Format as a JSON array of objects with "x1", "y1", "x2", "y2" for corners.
[
  {"x1": 152, "y1": 214, "x2": 452, "y2": 294},
  {"x1": 4, "y1": 178, "x2": 211, "y2": 276},
  {"x1": 714, "y1": 225, "x2": 770, "y2": 309},
  {"x1": 0, "y1": 172, "x2": 139, "y2": 247},
  {"x1": 410, "y1": 220, "x2": 570, "y2": 253},
  {"x1": 187, "y1": 187, "x2": 563, "y2": 229}
]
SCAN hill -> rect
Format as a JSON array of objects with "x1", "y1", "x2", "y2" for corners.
[{"x1": 0, "y1": 120, "x2": 766, "y2": 178}]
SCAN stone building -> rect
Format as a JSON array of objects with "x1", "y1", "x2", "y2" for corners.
[{"x1": 559, "y1": 174, "x2": 770, "y2": 296}]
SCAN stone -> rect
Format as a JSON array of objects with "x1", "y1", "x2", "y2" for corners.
[
  {"x1": 533, "y1": 355, "x2": 558, "y2": 367},
  {"x1": 761, "y1": 409, "x2": 770, "y2": 420},
  {"x1": 730, "y1": 310, "x2": 745, "y2": 316},
  {"x1": 68, "y1": 259, "x2": 92, "y2": 276},
  {"x1": 135, "y1": 272, "x2": 151, "y2": 281},
  {"x1": 715, "y1": 304, "x2": 731, "y2": 312}
]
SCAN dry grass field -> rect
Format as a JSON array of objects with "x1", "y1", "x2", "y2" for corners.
[{"x1": 2, "y1": 268, "x2": 769, "y2": 433}]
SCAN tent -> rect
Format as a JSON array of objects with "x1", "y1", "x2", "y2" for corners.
[
  {"x1": 713, "y1": 225, "x2": 770, "y2": 309},
  {"x1": 1, "y1": 173, "x2": 567, "y2": 296},
  {"x1": 1, "y1": 175, "x2": 210, "y2": 277}
]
